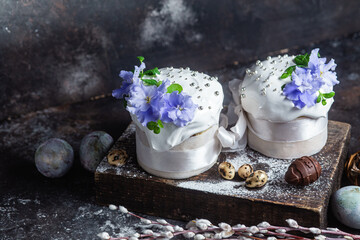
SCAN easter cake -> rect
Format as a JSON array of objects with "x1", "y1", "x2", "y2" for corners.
[
  {"x1": 240, "y1": 49, "x2": 339, "y2": 159},
  {"x1": 113, "y1": 57, "x2": 224, "y2": 179}
]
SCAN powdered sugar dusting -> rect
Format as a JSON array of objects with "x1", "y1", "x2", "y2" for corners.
[
  {"x1": 98, "y1": 122, "x2": 340, "y2": 208},
  {"x1": 177, "y1": 148, "x2": 333, "y2": 204}
]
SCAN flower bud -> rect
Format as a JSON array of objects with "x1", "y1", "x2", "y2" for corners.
[
  {"x1": 309, "y1": 227, "x2": 321, "y2": 235},
  {"x1": 108, "y1": 204, "x2": 117, "y2": 210},
  {"x1": 286, "y1": 219, "x2": 299, "y2": 228},
  {"x1": 97, "y1": 232, "x2": 110, "y2": 240},
  {"x1": 119, "y1": 206, "x2": 128, "y2": 214}
]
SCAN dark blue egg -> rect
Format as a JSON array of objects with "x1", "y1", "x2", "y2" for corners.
[
  {"x1": 79, "y1": 131, "x2": 113, "y2": 172},
  {"x1": 35, "y1": 138, "x2": 74, "y2": 178}
]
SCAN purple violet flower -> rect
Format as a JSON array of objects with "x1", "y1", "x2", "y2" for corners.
[
  {"x1": 112, "y1": 59, "x2": 196, "y2": 130},
  {"x1": 127, "y1": 80, "x2": 169, "y2": 126},
  {"x1": 283, "y1": 67, "x2": 321, "y2": 109},
  {"x1": 283, "y1": 48, "x2": 339, "y2": 109},
  {"x1": 112, "y1": 62, "x2": 145, "y2": 99},
  {"x1": 308, "y1": 48, "x2": 339, "y2": 92},
  {"x1": 161, "y1": 91, "x2": 197, "y2": 127}
]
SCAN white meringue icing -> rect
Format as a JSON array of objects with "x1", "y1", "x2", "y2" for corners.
[
  {"x1": 131, "y1": 67, "x2": 224, "y2": 151},
  {"x1": 241, "y1": 55, "x2": 334, "y2": 122}
]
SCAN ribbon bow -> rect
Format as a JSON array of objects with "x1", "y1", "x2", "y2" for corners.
[{"x1": 217, "y1": 79, "x2": 247, "y2": 151}]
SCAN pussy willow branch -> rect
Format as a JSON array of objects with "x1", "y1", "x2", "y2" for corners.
[{"x1": 98, "y1": 205, "x2": 360, "y2": 240}]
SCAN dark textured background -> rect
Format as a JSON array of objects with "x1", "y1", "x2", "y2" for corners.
[
  {"x1": 1, "y1": 0, "x2": 360, "y2": 239},
  {"x1": 1, "y1": 0, "x2": 360, "y2": 121}
]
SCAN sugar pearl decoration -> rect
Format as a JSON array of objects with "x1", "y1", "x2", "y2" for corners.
[
  {"x1": 246, "y1": 68, "x2": 251, "y2": 74},
  {"x1": 205, "y1": 83, "x2": 210, "y2": 87},
  {"x1": 198, "y1": 106, "x2": 203, "y2": 110},
  {"x1": 215, "y1": 91, "x2": 219, "y2": 96},
  {"x1": 267, "y1": 56, "x2": 271, "y2": 60},
  {"x1": 218, "y1": 162, "x2": 236, "y2": 180},
  {"x1": 190, "y1": 83, "x2": 195, "y2": 86},
  {"x1": 256, "y1": 60, "x2": 261, "y2": 66}
]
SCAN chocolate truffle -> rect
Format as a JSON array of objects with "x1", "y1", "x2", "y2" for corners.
[{"x1": 285, "y1": 156, "x2": 322, "y2": 186}]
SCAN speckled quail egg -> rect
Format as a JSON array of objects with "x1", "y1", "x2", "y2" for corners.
[
  {"x1": 218, "y1": 162, "x2": 236, "y2": 180},
  {"x1": 245, "y1": 170, "x2": 268, "y2": 188},
  {"x1": 107, "y1": 149, "x2": 128, "y2": 166},
  {"x1": 238, "y1": 164, "x2": 254, "y2": 179},
  {"x1": 35, "y1": 138, "x2": 74, "y2": 178}
]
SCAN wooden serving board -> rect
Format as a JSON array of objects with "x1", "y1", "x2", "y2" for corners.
[{"x1": 95, "y1": 120, "x2": 350, "y2": 228}]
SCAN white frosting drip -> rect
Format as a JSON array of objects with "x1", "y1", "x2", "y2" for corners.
[
  {"x1": 241, "y1": 55, "x2": 334, "y2": 122},
  {"x1": 131, "y1": 67, "x2": 224, "y2": 151}
]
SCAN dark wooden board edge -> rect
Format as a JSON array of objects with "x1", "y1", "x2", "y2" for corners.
[
  {"x1": 96, "y1": 171, "x2": 324, "y2": 227},
  {"x1": 95, "y1": 121, "x2": 351, "y2": 227}
]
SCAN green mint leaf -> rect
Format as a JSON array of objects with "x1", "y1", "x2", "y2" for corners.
[
  {"x1": 281, "y1": 84, "x2": 286, "y2": 90},
  {"x1": 167, "y1": 83, "x2": 183, "y2": 93},
  {"x1": 318, "y1": 52, "x2": 321, "y2": 57},
  {"x1": 147, "y1": 121, "x2": 157, "y2": 130},
  {"x1": 156, "y1": 81, "x2": 162, "y2": 87},
  {"x1": 147, "y1": 121, "x2": 162, "y2": 134},
  {"x1": 322, "y1": 99, "x2": 327, "y2": 106},
  {"x1": 294, "y1": 53, "x2": 309, "y2": 66},
  {"x1": 123, "y1": 99, "x2": 128, "y2": 108},
  {"x1": 137, "y1": 56, "x2": 144, "y2": 63},
  {"x1": 142, "y1": 79, "x2": 158, "y2": 86},
  {"x1": 294, "y1": 55, "x2": 305, "y2": 65},
  {"x1": 304, "y1": 53, "x2": 310, "y2": 64},
  {"x1": 144, "y1": 67, "x2": 160, "y2": 76},
  {"x1": 157, "y1": 120, "x2": 164, "y2": 128},
  {"x1": 280, "y1": 66, "x2": 296, "y2": 79},
  {"x1": 280, "y1": 73, "x2": 289, "y2": 79},
  {"x1": 316, "y1": 94, "x2": 322, "y2": 103},
  {"x1": 154, "y1": 127, "x2": 160, "y2": 134},
  {"x1": 323, "y1": 92, "x2": 335, "y2": 99}
]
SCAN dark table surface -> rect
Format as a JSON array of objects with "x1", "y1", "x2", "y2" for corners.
[{"x1": 1, "y1": 33, "x2": 360, "y2": 239}]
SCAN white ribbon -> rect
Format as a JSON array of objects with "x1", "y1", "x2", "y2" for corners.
[
  {"x1": 136, "y1": 125, "x2": 221, "y2": 179},
  {"x1": 247, "y1": 113, "x2": 328, "y2": 142},
  {"x1": 217, "y1": 78, "x2": 247, "y2": 151}
]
